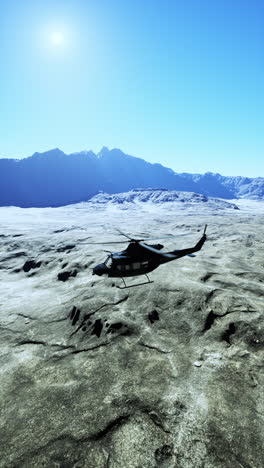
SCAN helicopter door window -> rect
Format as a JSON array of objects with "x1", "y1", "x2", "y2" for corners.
[
  {"x1": 125, "y1": 265, "x2": 130, "y2": 271},
  {"x1": 132, "y1": 262, "x2": 140, "y2": 270}
]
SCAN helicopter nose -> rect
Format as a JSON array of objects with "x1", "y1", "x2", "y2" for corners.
[{"x1": 92, "y1": 263, "x2": 109, "y2": 276}]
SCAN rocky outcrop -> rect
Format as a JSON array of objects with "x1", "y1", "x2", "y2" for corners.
[{"x1": 88, "y1": 189, "x2": 239, "y2": 210}]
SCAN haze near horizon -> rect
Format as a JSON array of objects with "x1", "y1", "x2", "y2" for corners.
[{"x1": 0, "y1": 0, "x2": 263, "y2": 177}]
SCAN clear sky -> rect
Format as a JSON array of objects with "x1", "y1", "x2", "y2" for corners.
[{"x1": 0, "y1": 0, "x2": 263, "y2": 176}]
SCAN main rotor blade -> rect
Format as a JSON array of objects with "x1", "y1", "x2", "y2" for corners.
[
  {"x1": 75, "y1": 227, "x2": 196, "y2": 245},
  {"x1": 138, "y1": 234, "x2": 188, "y2": 241},
  {"x1": 75, "y1": 240, "x2": 128, "y2": 245},
  {"x1": 139, "y1": 242, "x2": 176, "y2": 259},
  {"x1": 114, "y1": 228, "x2": 133, "y2": 240},
  {"x1": 115, "y1": 227, "x2": 191, "y2": 241}
]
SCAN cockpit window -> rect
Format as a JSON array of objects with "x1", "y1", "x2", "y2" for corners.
[{"x1": 104, "y1": 255, "x2": 112, "y2": 267}]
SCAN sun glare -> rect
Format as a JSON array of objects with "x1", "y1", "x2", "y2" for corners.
[
  {"x1": 50, "y1": 32, "x2": 64, "y2": 45},
  {"x1": 39, "y1": 23, "x2": 79, "y2": 61}
]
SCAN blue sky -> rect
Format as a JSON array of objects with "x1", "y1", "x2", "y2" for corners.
[{"x1": 0, "y1": 0, "x2": 263, "y2": 176}]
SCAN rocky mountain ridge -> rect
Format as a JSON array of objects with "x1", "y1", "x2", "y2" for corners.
[
  {"x1": 0, "y1": 147, "x2": 263, "y2": 207},
  {"x1": 88, "y1": 189, "x2": 239, "y2": 210}
]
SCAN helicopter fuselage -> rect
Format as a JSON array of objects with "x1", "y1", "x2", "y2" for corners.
[
  {"x1": 93, "y1": 242, "x2": 170, "y2": 278},
  {"x1": 91, "y1": 226, "x2": 207, "y2": 287}
]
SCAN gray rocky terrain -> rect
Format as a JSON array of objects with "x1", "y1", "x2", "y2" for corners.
[{"x1": 0, "y1": 195, "x2": 263, "y2": 467}]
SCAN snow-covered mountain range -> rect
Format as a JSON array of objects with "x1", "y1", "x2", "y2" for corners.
[{"x1": 0, "y1": 147, "x2": 263, "y2": 207}]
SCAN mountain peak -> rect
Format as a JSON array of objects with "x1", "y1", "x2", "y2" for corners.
[
  {"x1": 31, "y1": 148, "x2": 65, "y2": 158},
  {"x1": 97, "y1": 147, "x2": 127, "y2": 159},
  {"x1": 71, "y1": 150, "x2": 96, "y2": 157},
  {"x1": 97, "y1": 146, "x2": 110, "y2": 157},
  {"x1": 43, "y1": 148, "x2": 64, "y2": 155}
]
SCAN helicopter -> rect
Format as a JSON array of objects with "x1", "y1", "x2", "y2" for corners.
[{"x1": 89, "y1": 225, "x2": 207, "y2": 289}]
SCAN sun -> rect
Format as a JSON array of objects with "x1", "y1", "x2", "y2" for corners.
[{"x1": 50, "y1": 32, "x2": 64, "y2": 45}]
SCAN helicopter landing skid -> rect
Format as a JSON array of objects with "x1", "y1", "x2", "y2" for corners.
[{"x1": 116, "y1": 274, "x2": 154, "y2": 289}]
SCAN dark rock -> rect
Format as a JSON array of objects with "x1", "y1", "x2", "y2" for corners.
[
  {"x1": 23, "y1": 260, "x2": 42, "y2": 273},
  {"x1": 57, "y1": 270, "x2": 78, "y2": 281}
]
